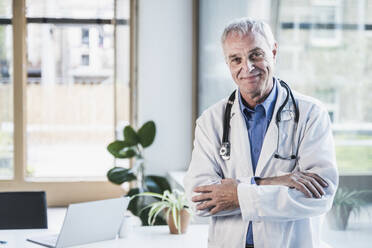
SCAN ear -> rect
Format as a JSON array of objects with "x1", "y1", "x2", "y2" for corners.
[
  {"x1": 222, "y1": 47, "x2": 229, "y2": 64},
  {"x1": 272, "y1": 42, "x2": 278, "y2": 62}
]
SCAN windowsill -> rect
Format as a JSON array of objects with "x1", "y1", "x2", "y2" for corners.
[
  {"x1": 339, "y1": 173, "x2": 372, "y2": 176},
  {"x1": 24, "y1": 176, "x2": 108, "y2": 183}
]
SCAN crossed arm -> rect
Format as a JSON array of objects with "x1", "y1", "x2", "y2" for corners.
[{"x1": 192, "y1": 171, "x2": 329, "y2": 215}]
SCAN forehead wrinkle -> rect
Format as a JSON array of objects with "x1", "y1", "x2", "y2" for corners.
[{"x1": 224, "y1": 33, "x2": 272, "y2": 62}]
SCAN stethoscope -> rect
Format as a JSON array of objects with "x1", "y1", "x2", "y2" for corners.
[{"x1": 219, "y1": 79, "x2": 300, "y2": 161}]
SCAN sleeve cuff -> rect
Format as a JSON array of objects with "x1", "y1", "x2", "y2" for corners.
[{"x1": 237, "y1": 182, "x2": 260, "y2": 221}]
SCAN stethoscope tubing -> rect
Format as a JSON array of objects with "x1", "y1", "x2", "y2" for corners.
[{"x1": 219, "y1": 79, "x2": 299, "y2": 161}]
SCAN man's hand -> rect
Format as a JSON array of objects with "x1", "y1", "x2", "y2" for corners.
[
  {"x1": 256, "y1": 171, "x2": 328, "y2": 198},
  {"x1": 192, "y1": 179, "x2": 239, "y2": 215}
]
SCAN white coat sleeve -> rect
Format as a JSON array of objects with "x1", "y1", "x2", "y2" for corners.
[
  {"x1": 237, "y1": 105, "x2": 339, "y2": 222},
  {"x1": 184, "y1": 119, "x2": 241, "y2": 217}
]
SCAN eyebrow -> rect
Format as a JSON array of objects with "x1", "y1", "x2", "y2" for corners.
[
  {"x1": 228, "y1": 54, "x2": 239, "y2": 60},
  {"x1": 227, "y1": 47, "x2": 264, "y2": 60},
  {"x1": 249, "y1": 47, "x2": 264, "y2": 54}
]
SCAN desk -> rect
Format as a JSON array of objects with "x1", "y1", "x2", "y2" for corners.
[{"x1": 0, "y1": 208, "x2": 209, "y2": 248}]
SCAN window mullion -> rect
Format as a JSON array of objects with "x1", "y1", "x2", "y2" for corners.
[
  {"x1": 114, "y1": 0, "x2": 118, "y2": 139},
  {"x1": 12, "y1": 0, "x2": 27, "y2": 183},
  {"x1": 129, "y1": 0, "x2": 139, "y2": 171}
]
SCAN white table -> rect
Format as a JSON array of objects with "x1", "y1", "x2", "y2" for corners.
[
  {"x1": 0, "y1": 208, "x2": 209, "y2": 248},
  {"x1": 4, "y1": 206, "x2": 371, "y2": 248}
]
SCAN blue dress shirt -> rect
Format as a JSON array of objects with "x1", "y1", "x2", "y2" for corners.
[{"x1": 238, "y1": 78, "x2": 278, "y2": 245}]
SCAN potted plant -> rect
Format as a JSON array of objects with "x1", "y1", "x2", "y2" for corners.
[
  {"x1": 327, "y1": 187, "x2": 372, "y2": 230},
  {"x1": 106, "y1": 121, "x2": 171, "y2": 226},
  {"x1": 135, "y1": 190, "x2": 192, "y2": 234}
]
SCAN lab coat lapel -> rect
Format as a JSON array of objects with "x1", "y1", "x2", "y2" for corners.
[
  {"x1": 230, "y1": 90, "x2": 254, "y2": 178},
  {"x1": 255, "y1": 84, "x2": 287, "y2": 176}
]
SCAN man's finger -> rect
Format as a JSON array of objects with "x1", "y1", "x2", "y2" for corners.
[
  {"x1": 298, "y1": 178, "x2": 320, "y2": 198},
  {"x1": 196, "y1": 200, "x2": 215, "y2": 211},
  {"x1": 209, "y1": 205, "x2": 220, "y2": 215},
  {"x1": 301, "y1": 175, "x2": 325, "y2": 197},
  {"x1": 193, "y1": 185, "x2": 214, "y2": 193},
  {"x1": 192, "y1": 193, "x2": 212, "y2": 202},
  {"x1": 304, "y1": 172, "x2": 328, "y2": 187},
  {"x1": 292, "y1": 181, "x2": 312, "y2": 198}
]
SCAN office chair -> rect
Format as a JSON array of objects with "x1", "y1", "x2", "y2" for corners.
[{"x1": 0, "y1": 191, "x2": 48, "y2": 229}]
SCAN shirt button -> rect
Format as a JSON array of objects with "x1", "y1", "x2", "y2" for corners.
[{"x1": 254, "y1": 148, "x2": 259, "y2": 154}]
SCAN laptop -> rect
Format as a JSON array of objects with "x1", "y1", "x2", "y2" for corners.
[{"x1": 27, "y1": 197, "x2": 130, "y2": 248}]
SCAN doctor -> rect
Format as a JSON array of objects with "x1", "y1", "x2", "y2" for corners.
[{"x1": 184, "y1": 18, "x2": 338, "y2": 248}]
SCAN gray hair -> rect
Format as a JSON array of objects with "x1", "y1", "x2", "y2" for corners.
[{"x1": 221, "y1": 17, "x2": 276, "y2": 49}]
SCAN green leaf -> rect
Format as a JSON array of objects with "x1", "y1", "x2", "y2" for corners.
[
  {"x1": 107, "y1": 140, "x2": 137, "y2": 158},
  {"x1": 127, "y1": 188, "x2": 166, "y2": 226},
  {"x1": 124, "y1": 125, "x2": 139, "y2": 146},
  {"x1": 135, "y1": 192, "x2": 164, "y2": 199},
  {"x1": 107, "y1": 140, "x2": 132, "y2": 158},
  {"x1": 137, "y1": 121, "x2": 156, "y2": 148},
  {"x1": 172, "y1": 204, "x2": 178, "y2": 232},
  {"x1": 117, "y1": 147, "x2": 137, "y2": 158},
  {"x1": 145, "y1": 175, "x2": 171, "y2": 194},
  {"x1": 149, "y1": 204, "x2": 168, "y2": 225},
  {"x1": 127, "y1": 188, "x2": 140, "y2": 197},
  {"x1": 107, "y1": 167, "x2": 136, "y2": 185},
  {"x1": 127, "y1": 188, "x2": 140, "y2": 215}
]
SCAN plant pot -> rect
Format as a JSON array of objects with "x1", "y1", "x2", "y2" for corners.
[
  {"x1": 166, "y1": 209, "x2": 191, "y2": 234},
  {"x1": 326, "y1": 205, "x2": 352, "y2": 230}
]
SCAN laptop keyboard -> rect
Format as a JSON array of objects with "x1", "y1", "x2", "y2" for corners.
[
  {"x1": 40, "y1": 234, "x2": 59, "y2": 245},
  {"x1": 28, "y1": 234, "x2": 59, "y2": 247}
]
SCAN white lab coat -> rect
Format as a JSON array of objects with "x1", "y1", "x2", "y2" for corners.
[{"x1": 184, "y1": 82, "x2": 339, "y2": 248}]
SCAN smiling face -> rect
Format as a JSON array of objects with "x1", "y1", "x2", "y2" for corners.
[{"x1": 223, "y1": 31, "x2": 277, "y2": 108}]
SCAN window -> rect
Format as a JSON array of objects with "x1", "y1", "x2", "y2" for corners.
[
  {"x1": 81, "y1": 28, "x2": 89, "y2": 45},
  {"x1": 0, "y1": 0, "x2": 131, "y2": 205},
  {"x1": 277, "y1": 0, "x2": 372, "y2": 175},
  {"x1": 310, "y1": 0, "x2": 343, "y2": 46},
  {"x1": 0, "y1": 0, "x2": 13, "y2": 180},
  {"x1": 81, "y1": 54, "x2": 89, "y2": 66}
]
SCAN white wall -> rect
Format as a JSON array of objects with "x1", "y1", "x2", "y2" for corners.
[{"x1": 137, "y1": 0, "x2": 193, "y2": 175}]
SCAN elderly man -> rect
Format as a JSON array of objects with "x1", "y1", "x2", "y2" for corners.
[{"x1": 184, "y1": 18, "x2": 338, "y2": 248}]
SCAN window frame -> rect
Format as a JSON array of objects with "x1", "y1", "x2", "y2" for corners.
[{"x1": 0, "y1": 0, "x2": 137, "y2": 206}]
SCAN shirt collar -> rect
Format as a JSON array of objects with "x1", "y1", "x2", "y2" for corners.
[{"x1": 238, "y1": 77, "x2": 278, "y2": 118}]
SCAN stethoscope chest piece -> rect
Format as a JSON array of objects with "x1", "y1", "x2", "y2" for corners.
[
  {"x1": 219, "y1": 142, "x2": 231, "y2": 160},
  {"x1": 220, "y1": 90, "x2": 236, "y2": 161}
]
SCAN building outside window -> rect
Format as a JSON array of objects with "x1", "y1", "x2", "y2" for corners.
[
  {"x1": 0, "y1": 0, "x2": 13, "y2": 180},
  {"x1": 0, "y1": 0, "x2": 131, "y2": 205}
]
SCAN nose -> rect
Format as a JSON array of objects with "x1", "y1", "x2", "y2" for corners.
[{"x1": 242, "y1": 59, "x2": 255, "y2": 73}]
